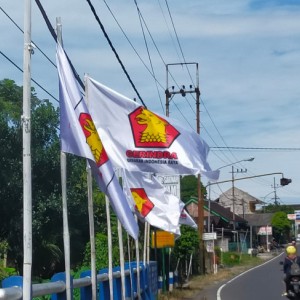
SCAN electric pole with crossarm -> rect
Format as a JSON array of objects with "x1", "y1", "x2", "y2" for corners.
[{"x1": 165, "y1": 62, "x2": 205, "y2": 274}]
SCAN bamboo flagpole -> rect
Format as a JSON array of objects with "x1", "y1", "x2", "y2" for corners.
[
  {"x1": 60, "y1": 151, "x2": 71, "y2": 300},
  {"x1": 87, "y1": 164, "x2": 97, "y2": 300},
  {"x1": 84, "y1": 75, "x2": 97, "y2": 300},
  {"x1": 135, "y1": 215, "x2": 141, "y2": 298},
  {"x1": 143, "y1": 222, "x2": 147, "y2": 265},
  {"x1": 106, "y1": 196, "x2": 113, "y2": 300},
  {"x1": 146, "y1": 223, "x2": 150, "y2": 264},
  {"x1": 117, "y1": 220, "x2": 126, "y2": 300},
  {"x1": 22, "y1": 0, "x2": 33, "y2": 298},
  {"x1": 56, "y1": 18, "x2": 72, "y2": 300}
]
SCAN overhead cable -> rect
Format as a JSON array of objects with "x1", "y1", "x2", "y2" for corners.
[
  {"x1": 0, "y1": 6, "x2": 56, "y2": 68},
  {"x1": 85, "y1": 0, "x2": 146, "y2": 107},
  {"x1": 34, "y1": 0, "x2": 85, "y2": 90},
  {"x1": 0, "y1": 50, "x2": 58, "y2": 102},
  {"x1": 133, "y1": 0, "x2": 165, "y2": 113}
]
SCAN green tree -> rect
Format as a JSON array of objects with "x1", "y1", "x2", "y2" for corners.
[
  {"x1": 82, "y1": 232, "x2": 121, "y2": 271},
  {"x1": 264, "y1": 204, "x2": 294, "y2": 214},
  {"x1": 0, "y1": 79, "x2": 95, "y2": 278},
  {"x1": 180, "y1": 175, "x2": 207, "y2": 203},
  {"x1": 271, "y1": 211, "x2": 292, "y2": 243},
  {"x1": 173, "y1": 225, "x2": 199, "y2": 259}
]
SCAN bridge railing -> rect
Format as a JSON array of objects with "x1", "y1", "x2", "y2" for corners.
[{"x1": 0, "y1": 261, "x2": 157, "y2": 300}]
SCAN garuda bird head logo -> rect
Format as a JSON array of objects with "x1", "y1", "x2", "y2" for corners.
[{"x1": 129, "y1": 107, "x2": 180, "y2": 148}]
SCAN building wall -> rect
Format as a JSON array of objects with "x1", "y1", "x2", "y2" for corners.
[
  {"x1": 218, "y1": 188, "x2": 259, "y2": 216},
  {"x1": 186, "y1": 202, "x2": 198, "y2": 218}
]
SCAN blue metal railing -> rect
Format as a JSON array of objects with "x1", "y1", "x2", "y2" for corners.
[{"x1": 0, "y1": 261, "x2": 157, "y2": 300}]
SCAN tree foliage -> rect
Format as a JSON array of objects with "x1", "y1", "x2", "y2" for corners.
[
  {"x1": 180, "y1": 175, "x2": 206, "y2": 203},
  {"x1": 264, "y1": 204, "x2": 294, "y2": 214},
  {"x1": 0, "y1": 79, "x2": 107, "y2": 278},
  {"x1": 271, "y1": 211, "x2": 292, "y2": 242},
  {"x1": 173, "y1": 225, "x2": 199, "y2": 259}
]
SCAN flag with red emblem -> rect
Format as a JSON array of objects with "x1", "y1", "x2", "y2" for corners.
[
  {"x1": 122, "y1": 169, "x2": 181, "y2": 233},
  {"x1": 85, "y1": 76, "x2": 219, "y2": 180},
  {"x1": 179, "y1": 208, "x2": 198, "y2": 229},
  {"x1": 56, "y1": 43, "x2": 138, "y2": 239}
]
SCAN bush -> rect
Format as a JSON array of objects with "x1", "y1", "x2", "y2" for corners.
[{"x1": 221, "y1": 252, "x2": 260, "y2": 267}]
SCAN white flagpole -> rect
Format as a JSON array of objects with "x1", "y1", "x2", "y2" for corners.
[
  {"x1": 117, "y1": 168, "x2": 128, "y2": 300},
  {"x1": 143, "y1": 222, "x2": 147, "y2": 266},
  {"x1": 23, "y1": 0, "x2": 33, "y2": 298},
  {"x1": 87, "y1": 164, "x2": 97, "y2": 300},
  {"x1": 85, "y1": 75, "x2": 97, "y2": 300},
  {"x1": 56, "y1": 18, "x2": 71, "y2": 300},
  {"x1": 117, "y1": 220, "x2": 126, "y2": 300},
  {"x1": 60, "y1": 152, "x2": 71, "y2": 300},
  {"x1": 135, "y1": 216, "x2": 141, "y2": 298},
  {"x1": 106, "y1": 196, "x2": 113, "y2": 300},
  {"x1": 147, "y1": 222, "x2": 150, "y2": 264}
]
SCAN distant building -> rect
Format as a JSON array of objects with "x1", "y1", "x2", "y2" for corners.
[
  {"x1": 216, "y1": 187, "x2": 264, "y2": 217},
  {"x1": 185, "y1": 196, "x2": 248, "y2": 252}
]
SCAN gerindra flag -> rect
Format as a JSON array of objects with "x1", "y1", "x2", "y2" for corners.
[
  {"x1": 56, "y1": 43, "x2": 138, "y2": 240},
  {"x1": 85, "y1": 76, "x2": 219, "y2": 180},
  {"x1": 180, "y1": 209, "x2": 198, "y2": 229},
  {"x1": 122, "y1": 169, "x2": 181, "y2": 234}
]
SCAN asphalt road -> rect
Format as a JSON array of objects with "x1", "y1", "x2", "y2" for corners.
[
  {"x1": 218, "y1": 252, "x2": 286, "y2": 300},
  {"x1": 192, "y1": 251, "x2": 288, "y2": 300}
]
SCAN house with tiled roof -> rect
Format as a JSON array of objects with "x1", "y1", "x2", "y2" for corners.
[
  {"x1": 185, "y1": 196, "x2": 248, "y2": 232},
  {"x1": 185, "y1": 196, "x2": 249, "y2": 252}
]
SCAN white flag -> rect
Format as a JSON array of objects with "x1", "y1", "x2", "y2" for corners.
[
  {"x1": 179, "y1": 209, "x2": 198, "y2": 229},
  {"x1": 85, "y1": 76, "x2": 219, "y2": 180},
  {"x1": 122, "y1": 170, "x2": 181, "y2": 234},
  {"x1": 56, "y1": 43, "x2": 138, "y2": 239}
]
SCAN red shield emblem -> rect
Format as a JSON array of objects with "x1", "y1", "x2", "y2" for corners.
[
  {"x1": 129, "y1": 107, "x2": 180, "y2": 148},
  {"x1": 130, "y1": 188, "x2": 154, "y2": 217}
]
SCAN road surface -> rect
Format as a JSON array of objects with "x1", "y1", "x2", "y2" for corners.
[
  {"x1": 192, "y1": 251, "x2": 288, "y2": 300},
  {"x1": 218, "y1": 252, "x2": 286, "y2": 300}
]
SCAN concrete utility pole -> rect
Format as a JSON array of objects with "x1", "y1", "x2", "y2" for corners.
[
  {"x1": 271, "y1": 177, "x2": 280, "y2": 205},
  {"x1": 23, "y1": 0, "x2": 33, "y2": 298},
  {"x1": 165, "y1": 63, "x2": 205, "y2": 273},
  {"x1": 231, "y1": 167, "x2": 248, "y2": 231}
]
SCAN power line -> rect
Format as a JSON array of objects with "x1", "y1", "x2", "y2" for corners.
[
  {"x1": 157, "y1": 0, "x2": 182, "y2": 62},
  {"x1": 133, "y1": 0, "x2": 165, "y2": 113},
  {"x1": 0, "y1": 6, "x2": 56, "y2": 68},
  {"x1": 85, "y1": 0, "x2": 146, "y2": 107},
  {"x1": 211, "y1": 147, "x2": 300, "y2": 151},
  {"x1": 34, "y1": 0, "x2": 85, "y2": 90},
  {"x1": 102, "y1": 0, "x2": 164, "y2": 91},
  {"x1": 160, "y1": 2, "x2": 239, "y2": 166},
  {"x1": 0, "y1": 50, "x2": 58, "y2": 102}
]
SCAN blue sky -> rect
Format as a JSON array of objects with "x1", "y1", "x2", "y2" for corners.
[{"x1": 1, "y1": 0, "x2": 299, "y2": 206}]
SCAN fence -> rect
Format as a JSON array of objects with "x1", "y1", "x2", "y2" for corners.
[{"x1": 0, "y1": 261, "x2": 157, "y2": 300}]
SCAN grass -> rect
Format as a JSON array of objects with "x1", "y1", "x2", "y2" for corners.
[{"x1": 221, "y1": 251, "x2": 262, "y2": 267}]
